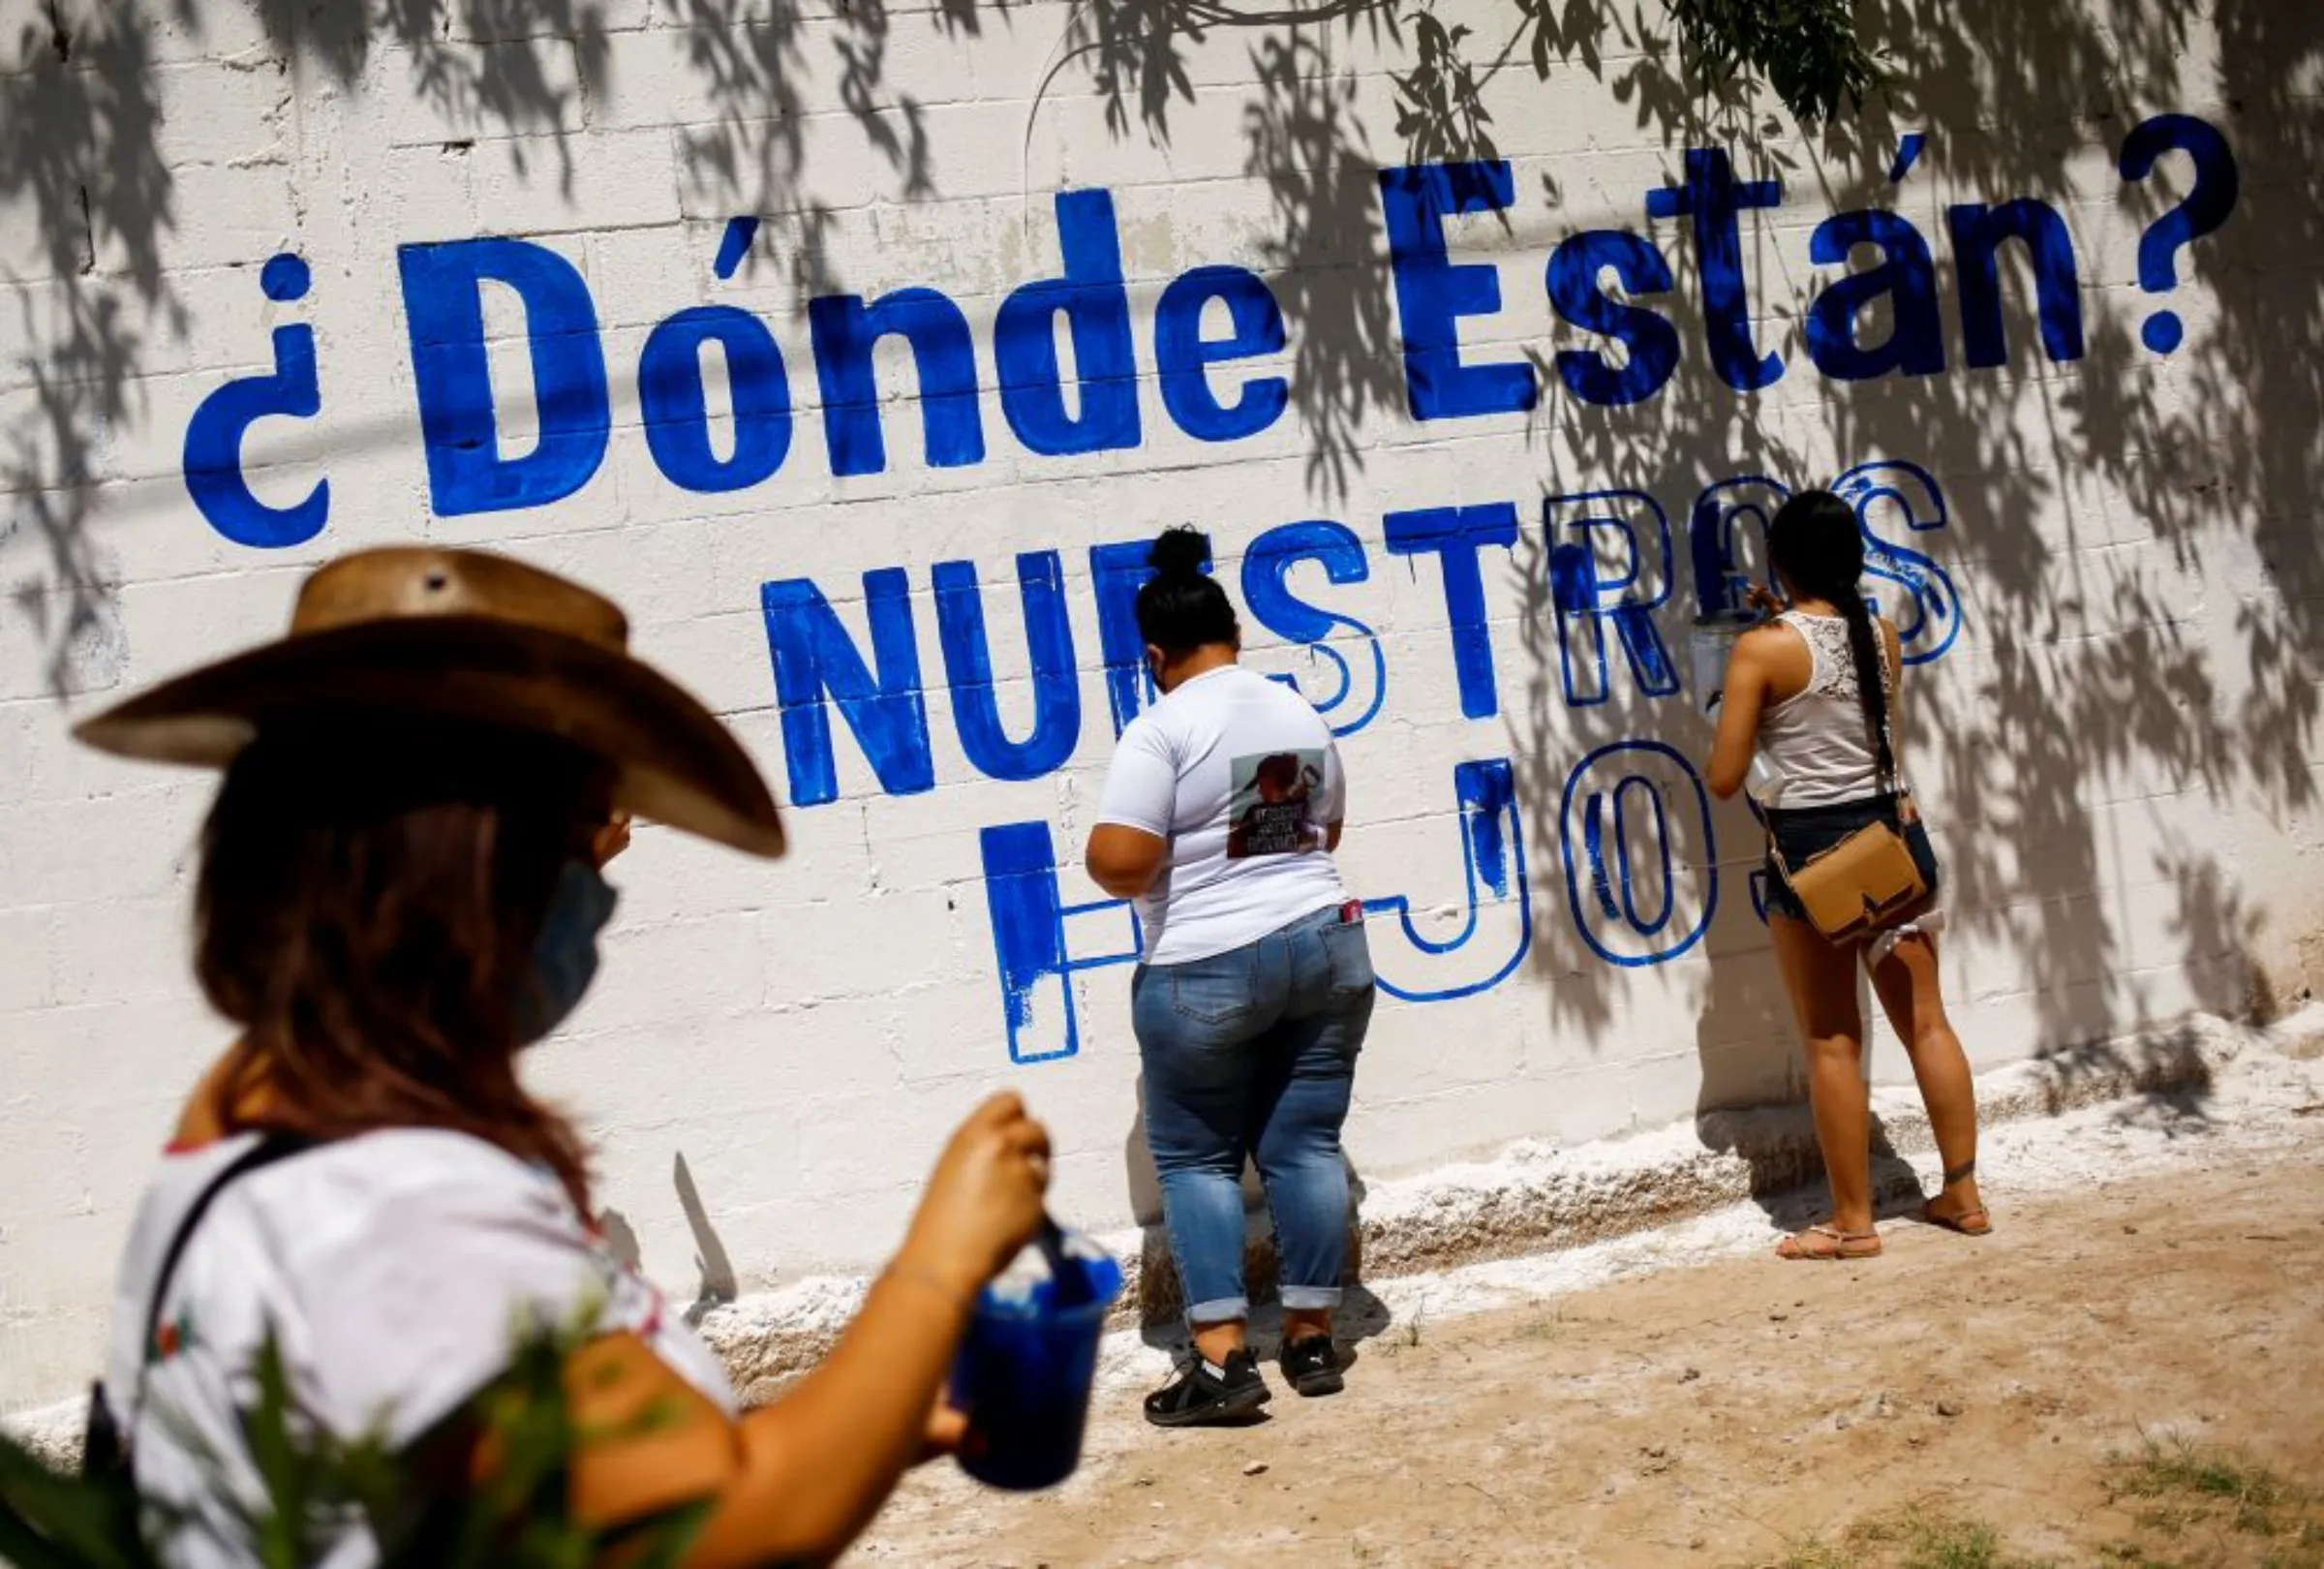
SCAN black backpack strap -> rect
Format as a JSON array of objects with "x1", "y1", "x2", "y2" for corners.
[{"x1": 84, "y1": 1132, "x2": 315, "y2": 1476}]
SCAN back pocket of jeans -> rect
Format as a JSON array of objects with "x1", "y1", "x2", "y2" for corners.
[
  {"x1": 1171, "y1": 960, "x2": 1255, "y2": 1027},
  {"x1": 1318, "y1": 917, "x2": 1376, "y2": 998}
]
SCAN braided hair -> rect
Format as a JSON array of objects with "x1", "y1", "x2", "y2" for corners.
[{"x1": 1767, "y1": 490, "x2": 1893, "y2": 784}]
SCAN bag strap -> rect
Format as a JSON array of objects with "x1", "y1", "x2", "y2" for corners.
[
  {"x1": 123, "y1": 1135, "x2": 313, "y2": 1407},
  {"x1": 141, "y1": 1134, "x2": 315, "y2": 1356},
  {"x1": 85, "y1": 1132, "x2": 317, "y2": 1477}
]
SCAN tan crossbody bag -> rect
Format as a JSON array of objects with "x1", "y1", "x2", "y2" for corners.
[{"x1": 1764, "y1": 640, "x2": 1927, "y2": 943}]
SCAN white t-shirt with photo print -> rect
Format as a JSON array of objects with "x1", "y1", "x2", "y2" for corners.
[{"x1": 1094, "y1": 663, "x2": 1350, "y2": 966}]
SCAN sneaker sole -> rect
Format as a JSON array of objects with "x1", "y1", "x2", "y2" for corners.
[
  {"x1": 1144, "y1": 1381, "x2": 1272, "y2": 1429},
  {"x1": 1285, "y1": 1365, "x2": 1345, "y2": 1398}
]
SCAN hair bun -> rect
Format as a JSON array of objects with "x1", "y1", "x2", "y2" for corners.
[{"x1": 1147, "y1": 526, "x2": 1210, "y2": 579}]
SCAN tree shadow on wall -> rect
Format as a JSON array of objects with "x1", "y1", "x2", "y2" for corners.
[
  {"x1": 1477, "y1": 1, "x2": 2323, "y2": 1158},
  {"x1": 4, "y1": 0, "x2": 2318, "y2": 1252}
]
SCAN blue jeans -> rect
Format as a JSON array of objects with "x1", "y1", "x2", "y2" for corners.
[{"x1": 1132, "y1": 904, "x2": 1376, "y2": 1327}]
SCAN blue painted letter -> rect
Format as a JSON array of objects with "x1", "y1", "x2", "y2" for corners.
[
  {"x1": 1378, "y1": 162, "x2": 1538, "y2": 419},
  {"x1": 1385, "y1": 502, "x2": 1519, "y2": 720},
  {"x1": 399, "y1": 237, "x2": 609, "y2": 516},
  {"x1": 761, "y1": 570, "x2": 935, "y2": 805},
  {"x1": 981, "y1": 820, "x2": 1141, "y2": 1063},
  {"x1": 1832, "y1": 459, "x2": 1963, "y2": 664},
  {"x1": 933, "y1": 552, "x2": 1083, "y2": 782},
  {"x1": 995, "y1": 190, "x2": 1142, "y2": 457},
  {"x1": 1544, "y1": 230, "x2": 1681, "y2": 407},
  {"x1": 1945, "y1": 200, "x2": 2085, "y2": 368},
  {"x1": 1805, "y1": 209, "x2": 1945, "y2": 381},
  {"x1": 809, "y1": 288, "x2": 985, "y2": 476},
  {"x1": 1240, "y1": 520, "x2": 1386, "y2": 737},
  {"x1": 1155, "y1": 265, "x2": 1288, "y2": 443},
  {"x1": 1644, "y1": 148, "x2": 1785, "y2": 392},
  {"x1": 1545, "y1": 490, "x2": 1679, "y2": 707},
  {"x1": 1558, "y1": 741, "x2": 1717, "y2": 967},
  {"x1": 1361, "y1": 758, "x2": 1531, "y2": 1002},
  {"x1": 639, "y1": 305, "x2": 793, "y2": 492}
]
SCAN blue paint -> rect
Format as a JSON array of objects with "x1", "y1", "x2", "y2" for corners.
[
  {"x1": 638, "y1": 305, "x2": 793, "y2": 493},
  {"x1": 981, "y1": 820, "x2": 1142, "y2": 1063},
  {"x1": 760, "y1": 569, "x2": 935, "y2": 806},
  {"x1": 1887, "y1": 134, "x2": 1925, "y2": 185},
  {"x1": 260, "y1": 253, "x2": 310, "y2": 302},
  {"x1": 1545, "y1": 490, "x2": 1680, "y2": 708},
  {"x1": 399, "y1": 237, "x2": 610, "y2": 516},
  {"x1": 1544, "y1": 230, "x2": 1681, "y2": 407},
  {"x1": 2118, "y1": 114, "x2": 2241, "y2": 357},
  {"x1": 1833, "y1": 460, "x2": 1963, "y2": 664},
  {"x1": 1686, "y1": 476, "x2": 1787, "y2": 618},
  {"x1": 1155, "y1": 265, "x2": 1289, "y2": 442},
  {"x1": 1361, "y1": 757, "x2": 1532, "y2": 1003},
  {"x1": 1644, "y1": 148, "x2": 1785, "y2": 392},
  {"x1": 994, "y1": 190, "x2": 1142, "y2": 457},
  {"x1": 1581, "y1": 788, "x2": 1617, "y2": 919},
  {"x1": 1378, "y1": 162, "x2": 1538, "y2": 419},
  {"x1": 1089, "y1": 536, "x2": 1212, "y2": 737},
  {"x1": 184, "y1": 323, "x2": 328, "y2": 548},
  {"x1": 1559, "y1": 741, "x2": 1717, "y2": 968},
  {"x1": 714, "y1": 216, "x2": 759, "y2": 280},
  {"x1": 1240, "y1": 520, "x2": 1386, "y2": 737},
  {"x1": 1944, "y1": 200, "x2": 2085, "y2": 368},
  {"x1": 809, "y1": 287, "x2": 986, "y2": 476},
  {"x1": 1383, "y1": 502, "x2": 1519, "y2": 720},
  {"x1": 933, "y1": 552, "x2": 1084, "y2": 782},
  {"x1": 1805, "y1": 208, "x2": 1945, "y2": 380},
  {"x1": 1610, "y1": 775, "x2": 1673, "y2": 937}
]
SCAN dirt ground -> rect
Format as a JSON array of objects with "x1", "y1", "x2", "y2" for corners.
[{"x1": 853, "y1": 1130, "x2": 2324, "y2": 1567}]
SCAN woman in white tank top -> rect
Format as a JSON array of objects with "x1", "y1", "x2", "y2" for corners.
[{"x1": 1703, "y1": 491, "x2": 1990, "y2": 1262}]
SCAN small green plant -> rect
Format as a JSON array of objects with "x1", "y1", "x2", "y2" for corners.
[
  {"x1": 1752, "y1": 1504, "x2": 2052, "y2": 1569},
  {"x1": 2101, "y1": 1436, "x2": 2324, "y2": 1565},
  {"x1": 0, "y1": 1309, "x2": 714, "y2": 1569}
]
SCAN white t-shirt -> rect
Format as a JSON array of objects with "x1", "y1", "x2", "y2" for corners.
[
  {"x1": 101, "y1": 1127, "x2": 736, "y2": 1569},
  {"x1": 1094, "y1": 663, "x2": 1350, "y2": 965}
]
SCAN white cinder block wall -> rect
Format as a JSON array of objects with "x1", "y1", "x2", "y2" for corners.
[{"x1": 5, "y1": 0, "x2": 2320, "y2": 1409}]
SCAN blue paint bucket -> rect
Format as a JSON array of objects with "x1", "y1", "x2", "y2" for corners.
[{"x1": 948, "y1": 1233, "x2": 1124, "y2": 1491}]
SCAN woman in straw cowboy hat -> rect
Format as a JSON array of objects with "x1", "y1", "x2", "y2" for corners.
[{"x1": 73, "y1": 545, "x2": 1052, "y2": 1567}]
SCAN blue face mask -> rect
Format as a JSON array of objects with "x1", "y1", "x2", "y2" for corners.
[{"x1": 514, "y1": 859, "x2": 618, "y2": 1046}]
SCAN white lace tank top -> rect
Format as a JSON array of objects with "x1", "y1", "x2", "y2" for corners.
[{"x1": 1756, "y1": 610, "x2": 1902, "y2": 809}]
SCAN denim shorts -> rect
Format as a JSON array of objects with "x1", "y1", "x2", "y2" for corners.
[{"x1": 1761, "y1": 794, "x2": 1941, "y2": 923}]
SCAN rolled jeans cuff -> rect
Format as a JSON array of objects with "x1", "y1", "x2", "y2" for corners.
[
  {"x1": 1279, "y1": 1285, "x2": 1343, "y2": 1310},
  {"x1": 1188, "y1": 1294, "x2": 1249, "y2": 1326}
]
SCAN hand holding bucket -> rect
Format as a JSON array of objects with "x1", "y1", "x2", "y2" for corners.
[{"x1": 948, "y1": 1215, "x2": 1123, "y2": 1491}]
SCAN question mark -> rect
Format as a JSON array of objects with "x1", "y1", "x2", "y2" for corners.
[{"x1": 2118, "y1": 113, "x2": 2241, "y2": 356}]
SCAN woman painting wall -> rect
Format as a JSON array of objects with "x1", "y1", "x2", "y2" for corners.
[
  {"x1": 1085, "y1": 527, "x2": 1377, "y2": 1426},
  {"x1": 1703, "y1": 490, "x2": 1991, "y2": 1260}
]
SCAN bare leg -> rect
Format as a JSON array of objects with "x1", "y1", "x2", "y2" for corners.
[
  {"x1": 1868, "y1": 931, "x2": 1986, "y2": 1225},
  {"x1": 1770, "y1": 911, "x2": 1878, "y2": 1238}
]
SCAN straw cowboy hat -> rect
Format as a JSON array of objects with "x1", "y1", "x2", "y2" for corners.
[{"x1": 72, "y1": 545, "x2": 785, "y2": 858}]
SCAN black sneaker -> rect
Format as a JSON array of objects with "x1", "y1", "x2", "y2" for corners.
[
  {"x1": 1279, "y1": 1336, "x2": 1344, "y2": 1397},
  {"x1": 1143, "y1": 1348, "x2": 1271, "y2": 1428}
]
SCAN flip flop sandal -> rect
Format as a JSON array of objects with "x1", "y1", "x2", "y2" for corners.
[
  {"x1": 1776, "y1": 1223, "x2": 1882, "y2": 1261},
  {"x1": 1917, "y1": 1202, "x2": 1992, "y2": 1236}
]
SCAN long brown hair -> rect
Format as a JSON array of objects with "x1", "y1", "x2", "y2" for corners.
[{"x1": 194, "y1": 717, "x2": 606, "y2": 1212}]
